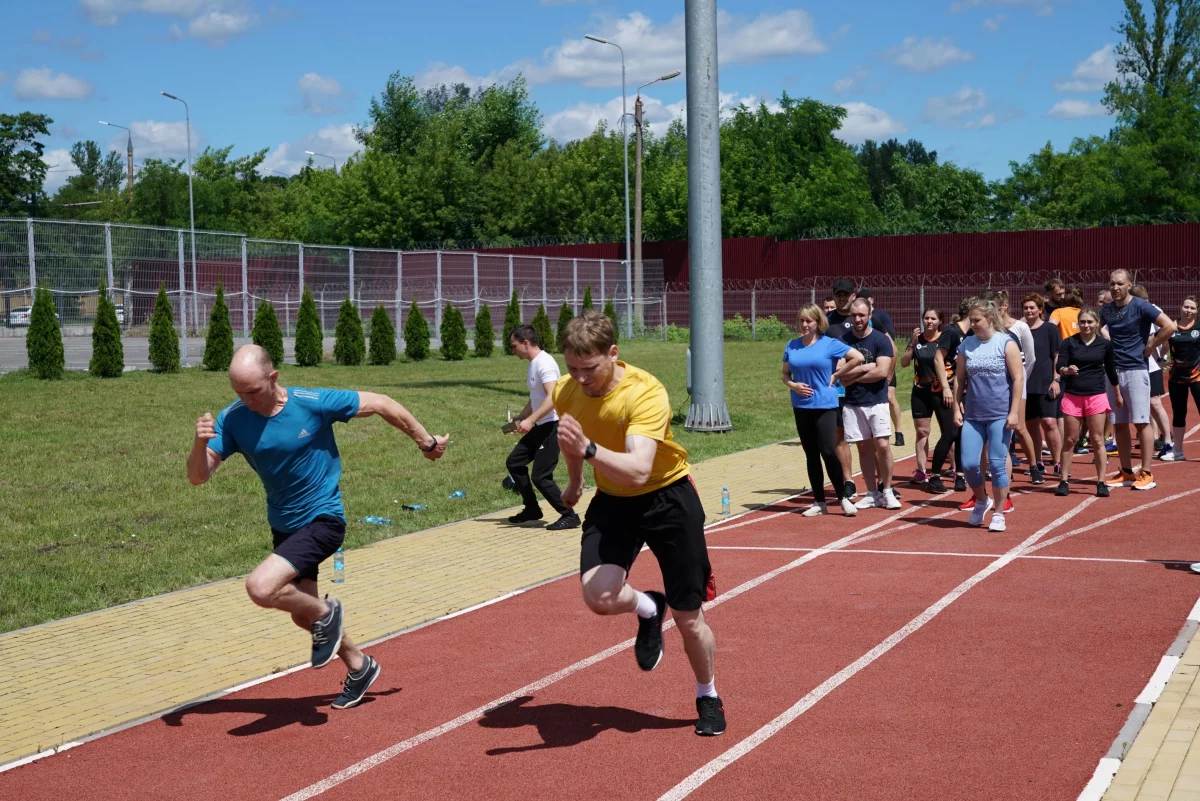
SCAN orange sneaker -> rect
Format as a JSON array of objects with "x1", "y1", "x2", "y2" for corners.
[
  {"x1": 1132, "y1": 471, "x2": 1157, "y2": 491},
  {"x1": 1106, "y1": 469, "x2": 1137, "y2": 488}
]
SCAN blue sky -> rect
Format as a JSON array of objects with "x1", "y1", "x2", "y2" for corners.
[{"x1": 5, "y1": 0, "x2": 1122, "y2": 193}]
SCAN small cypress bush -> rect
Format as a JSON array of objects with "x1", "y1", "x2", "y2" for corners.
[
  {"x1": 27, "y1": 286, "x2": 65, "y2": 380},
  {"x1": 440, "y1": 303, "x2": 468, "y2": 361},
  {"x1": 333, "y1": 297, "x2": 364, "y2": 366},
  {"x1": 582, "y1": 285, "x2": 594, "y2": 311},
  {"x1": 503, "y1": 290, "x2": 522, "y2": 355},
  {"x1": 203, "y1": 282, "x2": 234, "y2": 370},
  {"x1": 532, "y1": 303, "x2": 553, "y2": 354},
  {"x1": 294, "y1": 287, "x2": 323, "y2": 366},
  {"x1": 404, "y1": 299, "x2": 430, "y2": 361},
  {"x1": 368, "y1": 305, "x2": 396, "y2": 365},
  {"x1": 555, "y1": 302, "x2": 574, "y2": 353},
  {"x1": 603, "y1": 298, "x2": 619, "y2": 343},
  {"x1": 89, "y1": 282, "x2": 124, "y2": 377},
  {"x1": 474, "y1": 303, "x2": 494, "y2": 357},
  {"x1": 148, "y1": 284, "x2": 180, "y2": 373},
  {"x1": 252, "y1": 299, "x2": 285, "y2": 367}
]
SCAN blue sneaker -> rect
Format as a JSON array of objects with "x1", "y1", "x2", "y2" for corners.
[{"x1": 1105, "y1": 440, "x2": 1118, "y2": 454}]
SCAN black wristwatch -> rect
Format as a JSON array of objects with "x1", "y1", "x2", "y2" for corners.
[
  {"x1": 584, "y1": 441, "x2": 598, "y2": 461},
  {"x1": 421, "y1": 437, "x2": 438, "y2": 452}
]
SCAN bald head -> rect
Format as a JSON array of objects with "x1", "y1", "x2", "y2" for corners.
[
  {"x1": 229, "y1": 345, "x2": 280, "y2": 415},
  {"x1": 231, "y1": 345, "x2": 274, "y2": 380}
]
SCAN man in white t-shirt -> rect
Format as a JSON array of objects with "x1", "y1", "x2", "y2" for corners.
[{"x1": 506, "y1": 325, "x2": 580, "y2": 530}]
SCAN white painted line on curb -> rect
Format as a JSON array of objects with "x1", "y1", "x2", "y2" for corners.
[
  {"x1": 1076, "y1": 757, "x2": 1122, "y2": 801},
  {"x1": 1135, "y1": 656, "x2": 1181, "y2": 705}
]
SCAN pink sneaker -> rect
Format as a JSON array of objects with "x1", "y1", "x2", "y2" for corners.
[{"x1": 911, "y1": 469, "x2": 928, "y2": 484}]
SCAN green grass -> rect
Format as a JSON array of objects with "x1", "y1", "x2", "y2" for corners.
[{"x1": 0, "y1": 340, "x2": 915, "y2": 633}]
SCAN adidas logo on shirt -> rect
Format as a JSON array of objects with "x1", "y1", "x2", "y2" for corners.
[{"x1": 298, "y1": 428, "x2": 312, "y2": 439}]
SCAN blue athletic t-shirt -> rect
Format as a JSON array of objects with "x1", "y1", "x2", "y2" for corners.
[
  {"x1": 783, "y1": 336, "x2": 852, "y2": 409},
  {"x1": 209, "y1": 387, "x2": 361, "y2": 533},
  {"x1": 1100, "y1": 296, "x2": 1160, "y2": 371}
]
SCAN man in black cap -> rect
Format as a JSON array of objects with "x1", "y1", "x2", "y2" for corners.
[
  {"x1": 856, "y1": 288, "x2": 904, "y2": 448},
  {"x1": 827, "y1": 279, "x2": 859, "y2": 499}
]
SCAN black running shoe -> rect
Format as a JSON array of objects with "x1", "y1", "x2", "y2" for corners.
[
  {"x1": 507, "y1": 508, "x2": 544, "y2": 525},
  {"x1": 695, "y1": 696, "x2": 727, "y2": 736},
  {"x1": 926, "y1": 475, "x2": 946, "y2": 493},
  {"x1": 843, "y1": 480, "x2": 857, "y2": 500},
  {"x1": 1055, "y1": 480, "x2": 1070, "y2": 497},
  {"x1": 1030, "y1": 465, "x2": 1045, "y2": 485},
  {"x1": 546, "y1": 512, "x2": 581, "y2": 531},
  {"x1": 954, "y1": 475, "x2": 967, "y2": 493},
  {"x1": 634, "y1": 591, "x2": 667, "y2": 671},
  {"x1": 332, "y1": 655, "x2": 381, "y2": 710},
  {"x1": 895, "y1": 431, "x2": 906, "y2": 447},
  {"x1": 1097, "y1": 481, "x2": 1110, "y2": 498},
  {"x1": 311, "y1": 597, "x2": 344, "y2": 669}
]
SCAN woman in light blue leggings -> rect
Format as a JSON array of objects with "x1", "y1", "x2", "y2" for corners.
[{"x1": 953, "y1": 299, "x2": 1025, "y2": 531}]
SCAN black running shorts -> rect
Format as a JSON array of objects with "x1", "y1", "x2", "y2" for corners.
[
  {"x1": 579, "y1": 477, "x2": 710, "y2": 612},
  {"x1": 1024, "y1": 391, "x2": 1063, "y2": 421},
  {"x1": 1151, "y1": 370, "x2": 1165, "y2": 398},
  {"x1": 910, "y1": 385, "x2": 939, "y2": 420},
  {"x1": 271, "y1": 514, "x2": 346, "y2": 583}
]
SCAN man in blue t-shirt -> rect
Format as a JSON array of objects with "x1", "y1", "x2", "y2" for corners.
[
  {"x1": 1099, "y1": 269, "x2": 1175, "y2": 490},
  {"x1": 187, "y1": 345, "x2": 449, "y2": 710},
  {"x1": 840, "y1": 299, "x2": 901, "y2": 510}
]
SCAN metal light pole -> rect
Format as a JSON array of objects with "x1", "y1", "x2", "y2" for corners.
[
  {"x1": 684, "y1": 0, "x2": 731, "y2": 431},
  {"x1": 584, "y1": 34, "x2": 633, "y2": 338},
  {"x1": 634, "y1": 70, "x2": 681, "y2": 329},
  {"x1": 98, "y1": 120, "x2": 134, "y2": 195},
  {"x1": 160, "y1": 91, "x2": 197, "y2": 357},
  {"x1": 305, "y1": 151, "x2": 337, "y2": 173}
]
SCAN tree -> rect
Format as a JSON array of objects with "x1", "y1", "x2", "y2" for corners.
[
  {"x1": 582, "y1": 285, "x2": 594, "y2": 311},
  {"x1": 556, "y1": 302, "x2": 574, "y2": 353},
  {"x1": 603, "y1": 298, "x2": 619, "y2": 343},
  {"x1": 440, "y1": 303, "x2": 467, "y2": 360},
  {"x1": 531, "y1": 303, "x2": 553, "y2": 354},
  {"x1": 880, "y1": 155, "x2": 991, "y2": 230},
  {"x1": 294, "y1": 287, "x2": 323, "y2": 366},
  {"x1": 252, "y1": 300, "x2": 285, "y2": 367},
  {"x1": 856, "y1": 138, "x2": 938, "y2": 211},
  {"x1": 404, "y1": 299, "x2": 430, "y2": 360},
  {"x1": 474, "y1": 302, "x2": 494, "y2": 357},
  {"x1": 503, "y1": 289, "x2": 522, "y2": 355},
  {"x1": 0, "y1": 112, "x2": 53, "y2": 216},
  {"x1": 368, "y1": 305, "x2": 396, "y2": 365},
  {"x1": 89, "y1": 282, "x2": 124, "y2": 378},
  {"x1": 203, "y1": 282, "x2": 234, "y2": 371},
  {"x1": 148, "y1": 285, "x2": 180, "y2": 373},
  {"x1": 333, "y1": 298, "x2": 365, "y2": 365},
  {"x1": 26, "y1": 286, "x2": 64, "y2": 379},
  {"x1": 62, "y1": 141, "x2": 124, "y2": 195}
]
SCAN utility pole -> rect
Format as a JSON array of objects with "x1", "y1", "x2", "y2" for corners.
[{"x1": 634, "y1": 93, "x2": 645, "y2": 328}]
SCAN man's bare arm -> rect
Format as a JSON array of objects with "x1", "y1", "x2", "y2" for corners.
[{"x1": 356, "y1": 391, "x2": 447, "y2": 455}]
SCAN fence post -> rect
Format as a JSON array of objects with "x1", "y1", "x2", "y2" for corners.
[
  {"x1": 507, "y1": 254, "x2": 514, "y2": 300},
  {"x1": 285, "y1": 291, "x2": 290, "y2": 337},
  {"x1": 177, "y1": 230, "x2": 189, "y2": 367},
  {"x1": 320, "y1": 290, "x2": 325, "y2": 335},
  {"x1": 473, "y1": 253, "x2": 479, "y2": 318},
  {"x1": 348, "y1": 248, "x2": 356, "y2": 311},
  {"x1": 436, "y1": 250, "x2": 443, "y2": 333},
  {"x1": 26, "y1": 218, "x2": 36, "y2": 288},
  {"x1": 241, "y1": 237, "x2": 250, "y2": 346},
  {"x1": 662, "y1": 290, "x2": 668, "y2": 341},
  {"x1": 751, "y1": 284, "x2": 757, "y2": 340},
  {"x1": 919, "y1": 280, "x2": 925, "y2": 320},
  {"x1": 104, "y1": 223, "x2": 114, "y2": 298},
  {"x1": 298, "y1": 244, "x2": 305, "y2": 296},
  {"x1": 599, "y1": 260, "x2": 606, "y2": 306},
  {"x1": 541, "y1": 256, "x2": 548, "y2": 312},
  {"x1": 810, "y1": 286, "x2": 816, "y2": 305},
  {"x1": 396, "y1": 251, "x2": 403, "y2": 353},
  {"x1": 625, "y1": 259, "x2": 633, "y2": 339}
]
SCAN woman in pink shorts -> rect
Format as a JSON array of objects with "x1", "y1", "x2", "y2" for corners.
[{"x1": 1056, "y1": 308, "x2": 1123, "y2": 497}]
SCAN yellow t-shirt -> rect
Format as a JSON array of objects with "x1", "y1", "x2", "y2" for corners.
[
  {"x1": 553, "y1": 362, "x2": 690, "y2": 497},
  {"x1": 1050, "y1": 307, "x2": 1081, "y2": 341}
]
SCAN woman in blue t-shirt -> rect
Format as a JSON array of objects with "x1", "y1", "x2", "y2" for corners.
[{"x1": 783, "y1": 303, "x2": 865, "y2": 517}]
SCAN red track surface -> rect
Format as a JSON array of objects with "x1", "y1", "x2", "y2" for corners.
[{"x1": 6, "y1": 460, "x2": 1200, "y2": 801}]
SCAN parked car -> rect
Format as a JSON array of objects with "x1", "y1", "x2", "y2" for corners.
[
  {"x1": 114, "y1": 304, "x2": 124, "y2": 325},
  {"x1": 7, "y1": 306, "x2": 60, "y2": 327}
]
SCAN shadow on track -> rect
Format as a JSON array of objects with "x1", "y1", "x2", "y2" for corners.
[
  {"x1": 479, "y1": 695, "x2": 692, "y2": 755},
  {"x1": 162, "y1": 687, "x2": 402, "y2": 736}
]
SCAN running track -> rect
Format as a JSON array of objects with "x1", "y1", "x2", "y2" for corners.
[{"x1": 6, "y1": 457, "x2": 1200, "y2": 800}]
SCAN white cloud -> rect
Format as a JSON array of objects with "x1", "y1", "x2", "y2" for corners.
[
  {"x1": 259, "y1": 123, "x2": 361, "y2": 177},
  {"x1": 950, "y1": 0, "x2": 1052, "y2": 15},
  {"x1": 188, "y1": 7, "x2": 258, "y2": 46},
  {"x1": 108, "y1": 120, "x2": 198, "y2": 160},
  {"x1": 923, "y1": 86, "x2": 998, "y2": 129},
  {"x1": 1046, "y1": 99, "x2": 1110, "y2": 119},
  {"x1": 296, "y1": 72, "x2": 345, "y2": 115},
  {"x1": 42, "y1": 148, "x2": 78, "y2": 194},
  {"x1": 982, "y1": 14, "x2": 1007, "y2": 31},
  {"x1": 414, "y1": 63, "x2": 493, "y2": 91},
  {"x1": 835, "y1": 102, "x2": 908, "y2": 143},
  {"x1": 888, "y1": 36, "x2": 974, "y2": 73},
  {"x1": 1054, "y1": 44, "x2": 1117, "y2": 92},
  {"x1": 167, "y1": 22, "x2": 184, "y2": 40},
  {"x1": 542, "y1": 91, "x2": 784, "y2": 144},
  {"x1": 833, "y1": 65, "x2": 870, "y2": 96},
  {"x1": 13, "y1": 68, "x2": 95, "y2": 100},
  {"x1": 78, "y1": 0, "x2": 209, "y2": 26}
]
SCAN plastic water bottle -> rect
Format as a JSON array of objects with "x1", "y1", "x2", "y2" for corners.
[
  {"x1": 360, "y1": 515, "x2": 392, "y2": 525},
  {"x1": 721, "y1": 487, "x2": 731, "y2": 517},
  {"x1": 332, "y1": 547, "x2": 344, "y2": 584},
  {"x1": 448, "y1": 490, "x2": 466, "y2": 499}
]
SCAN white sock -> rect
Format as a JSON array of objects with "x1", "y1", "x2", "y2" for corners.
[
  {"x1": 697, "y1": 678, "x2": 717, "y2": 698},
  {"x1": 634, "y1": 590, "x2": 658, "y2": 619}
]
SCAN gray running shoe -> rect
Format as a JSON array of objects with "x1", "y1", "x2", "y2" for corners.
[
  {"x1": 332, "y1": 655, "x2": 381, "y2": 710},
  {"x1": 311, "y1": 597, "x2": 344, "y2": 669}
]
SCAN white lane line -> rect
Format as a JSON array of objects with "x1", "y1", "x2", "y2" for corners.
[
  {"x1": 1134, "y1": 656, "x2": 1181, "y2": 705},
  {"x1": 656, "y1": 497, "x2": 1098, "y2": 801},
  {"x1": 1077, "y1": 758, "x2": 1122, "y2": 801},
  {"x1": 709, "y1": 546, "x2": 1185, "y2": 566},
  {"x1": 277, "y1": 499, "x2": 944, "y2": 801},
  {"x1": 1027, "y1": 489, "x2": 1200, "y2": 554},
  {"x1": 0, "y1": 743, "x2": 82, "y2": 775}
]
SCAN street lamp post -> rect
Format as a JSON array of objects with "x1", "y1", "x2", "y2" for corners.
[
  {"x1": 633, "y1": 70, "x2": 681, "y2": 329},
  {"x1": 160, "y1": 91, "x2": 197, "y2": 362},
  {"x1": 584, "y1": 34, "x2": 633, "y2": 338},
  {"x1": 304, "y1": 151, "x2": 337, "y2": 173},
  {"x1": 98, "y1": 120, "x2": 134, "y2": 195}
]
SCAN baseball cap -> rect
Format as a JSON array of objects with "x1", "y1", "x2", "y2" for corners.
[
  {"x1": 856, "y1": 288, "x2": 873, "y2": 300},
  {"x1": 831, "y1": 278, "x2": 855, "y2": 293}
]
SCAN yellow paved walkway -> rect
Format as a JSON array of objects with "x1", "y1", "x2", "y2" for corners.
[{"x1": 0, "y1": 420, "x2": 917, "y2": 766}]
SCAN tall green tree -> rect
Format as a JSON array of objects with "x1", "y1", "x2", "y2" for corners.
[
  {"x1": 26, "y1": 286, "x2": 64, "y2": 380},
  {"x1": 582, "y1": 285, "x2": 594, "y2": 311},
  {"x1": 0, "y1": 112, "x2": 52, "y2": 216},
  {"x1": 602, "y1": 298, "x2": 619, "y2": 343},
  {"x1": 368, "y1": 305, "x2": 396, "y2": 365},
  {"x1": 294, "y1": 288, "x2": 323, "y2": 366},
  {"x1": 503, "y1": 290, "x2": 522, "y2": 355},
  {"x1": 89, "y1": 283, "x2": 124, "y2": 378},
  {"x1": 333, "y1": 298, "x2": 365, "y2": 365},
  {"x1": 474, "y1": 303, "x2": 494, "y2": 357},
  {"x1": 856, "y1": 139, "x2": 938, "y2": 211},
  {"x1": 203, "y1": 283, "x2": 234, "y2": 371},
  {"x1": 555, "y1": 302, "x2": 574, "y2": 353},
  {"x1": 252, "y1": 300, "x2": 285, "y2": 367},
  {"x1": 148, "y1": 285, "x2": 180, "y2": 373},
  {"x1": 404, "y1": 300, "x2": 430, "y2": 361},
  {"x1": 531, "y1": 303, "x2": 553, "y2": 354},
  {"x1": 440, "y1": 303, "x2": 467, "y2": 360}
]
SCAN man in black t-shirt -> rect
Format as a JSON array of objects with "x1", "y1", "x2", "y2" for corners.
[
  {"x1": 1044, "y1": 279, "x2": 1066, "y2": 319},
  {"x1": 857, "y1": 289, "x2": 904, "y2": 449},
  {"x1": 840, "y1": 299, "x2": 901, "y2": 510}
]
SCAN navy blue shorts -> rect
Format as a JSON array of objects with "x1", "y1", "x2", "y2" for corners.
[{"x1": 271, "y1": 514, "x2": 345, "y2": 583}]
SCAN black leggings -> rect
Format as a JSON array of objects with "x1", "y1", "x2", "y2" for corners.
[
  {"x1": 927, "y1": 399, "x2": 962, "y2": 476},
  {"x1": 1169, "y1": 382, "x2": 1200, "y2": 427},
  {"x1": 793, "y1": 407, "x2": 845, "y2": 504}
]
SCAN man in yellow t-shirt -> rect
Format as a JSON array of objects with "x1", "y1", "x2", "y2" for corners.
[{"x1": 554, "y1": 310, "x2": 725, "y2": 737}]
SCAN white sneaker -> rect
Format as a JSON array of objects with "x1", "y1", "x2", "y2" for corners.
[
  {"x1": 840, "y1": 497, "x2": 858, "y2": 516},
  {"x1": 1162, "y1": 449, "x2": 1183, "y2": 462},
  {"x1": 988, "y1": 513, "x2": 1007, "y2": 532},
  {"x1": 967, "y1": 497, "x2": 994, "y2": 527},
  {"x1": 882, "y1": 488, "x2": 902, "y2": 510},
  {"x1": 1190, "y1": 563, "x2": 1200, "y2": 575},
  {"x1": 802, "y1": 502, "x2": 828, "y2": 517},
  {"x1": 855, "y1": 491, "x2": 884, "y2": 510}
]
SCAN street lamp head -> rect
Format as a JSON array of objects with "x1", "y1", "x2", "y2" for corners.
[
  {"x1": 584, "y1": 34, "x2": 608, "y2": 44},
  {"x1": 304, "y1": 150, "x2": 316, "y2": 156},
  {"x1": 661, "y1": 70, "x2": 682, "y2": 81},
  {"x1": 160, "y1": 91, "x2": 178, "y2": 100},
  {"x1": 99, "y1": 120, "x2": 109, "y2": 126}
]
